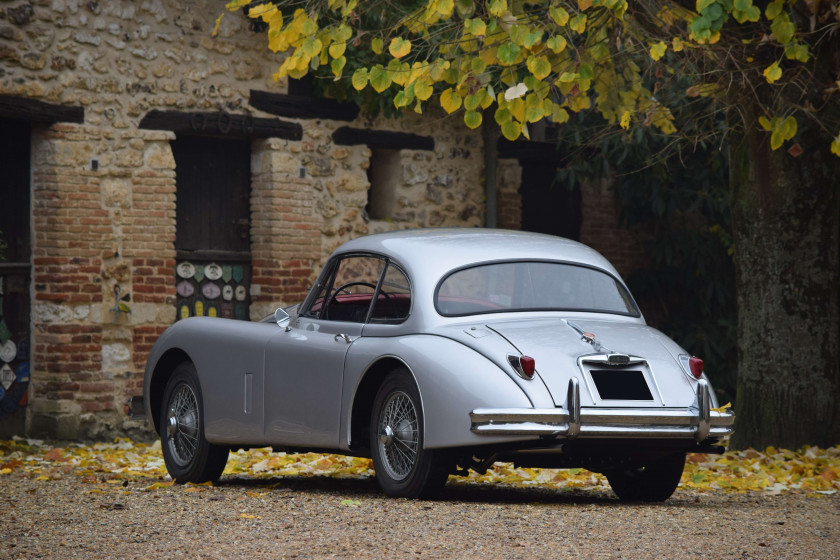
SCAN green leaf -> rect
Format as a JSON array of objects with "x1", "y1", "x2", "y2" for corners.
[
  {"x1": 696, "y1": 0, "x2": 716, "y2": 12},
  {"x1": 371, "y1": 37, "x2": 383, "y2": 54},
  {"x1": 494, "y1": 107, "x2": 512, "y2": 124},
  {"x1": 758, "y1": 116, "x2": 772, "y2": 131},
  {"x1": 765, "y1": 0, "x2": 784, "y2": 20},
  {"x1": 527, "y1": 56, "x2": 551, "y2": 80},
  {"x1": 488, "y1": 0, "x2": 507, "y2": 17},
  {"x1": 733, "y1": 0, "x2": 750, "y2": 11},
  {"x1": 464, "y1": 93, "x2": 480, "y2": 111},
  {"x1": 500, "y1": 120, "x2": 522, "y2": 140},
  {"x1": 649, "y1": 41, "x2": 667, "y2": 61},
  {"x1": 369, "y1": 65, "x2": 392, "y2": 93},
  {"x1": 464, "y1": 18, "x2": 486, "y2": 37},
  {"x1": 351, "y1": 67, "x2": 368, "y2": 91},
  {"x1": 464, "y1": 110, "x2": 482, "y2": 129},
  {"x1": 440, "y1": 88, "x2": 462, "y2": 113},
  {"x1": 330, "y1": 55, "x2": 346, "y2": 76},
  {"x1": 549, "y1": 6, "x2": 569, "y2": 26},
  {"x1": 497, "y1": 43, "x2": 520, "y2": 65},
  {"x1": 389, "y1": 37, "x2": 411, "y2": 59},
  {"x1": 546, "y1": 35, "x2": 567, "y2": 53},
  {"x1": 414, "y1": 80, "x2": 433, "y2": 101},
  {"x1": 569, "y1": 14, "x2": 587, "y2": 34},
  {"x1": 771, "y1": 14, "x2": 795, "y2": 43},
  {"x1": 762, "y1": 61, "x2": 782, "y2": 84}
]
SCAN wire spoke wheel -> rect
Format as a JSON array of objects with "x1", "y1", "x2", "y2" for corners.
[
  {"x1": 377, "y1": 390, "x2": 419, "y2": 480},
  {"x1": 165, "y1": 383, "x2": 200, "y2": 468},
  {"x1": 370, "y1": 369, "x2": 451, "y2": 499},
  {"x1": 159, "y1": 362, "x2": 229, "y2": 484}
]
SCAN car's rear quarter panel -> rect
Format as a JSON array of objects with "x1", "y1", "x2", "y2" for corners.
[{"x1": 343, "y1": 335, "x2": 542, "y2": 449}]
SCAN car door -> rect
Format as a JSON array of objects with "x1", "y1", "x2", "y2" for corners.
[{"x1": 263, "y1": 254, "x2": 386, "y2": 447}]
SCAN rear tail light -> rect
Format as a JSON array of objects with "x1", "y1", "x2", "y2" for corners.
[
  {"x1": 689, "y1": 356, "x2": 704, "y2": 379},
  {"x1": 507, "y1": 354, "x2": 536, "y2": 380},
  {"x1": 520, "y1": 356, "x2": 535, "y2": 378}
]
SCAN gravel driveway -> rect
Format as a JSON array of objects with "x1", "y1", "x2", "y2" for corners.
[{"x1": 2, "y1": 468, "x2": 838, "y2": 559}]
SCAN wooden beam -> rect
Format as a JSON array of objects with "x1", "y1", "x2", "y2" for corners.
[
  {"x1": 138, "y1": 110, "x2": 302, "y2": 140},
  {"x1": 497, "y1": 138, "x2": 565, "y2": 163},
  {"x1": 332, "y1": 127, "x2": 434, "y2": 151},
  {"x1": 0, "y1": 95, "x2": 83, "y2": 124},
  {"x1": 250, "y1": 89, "x2": 360, "y2": 122}
]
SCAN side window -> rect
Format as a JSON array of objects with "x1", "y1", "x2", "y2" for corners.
[
  {"x1": 370, "y1": 264, "x2": 411, "y2": 323},
  {"x1": 304, "y1": 256, "x2": 385, "y2": 322}
]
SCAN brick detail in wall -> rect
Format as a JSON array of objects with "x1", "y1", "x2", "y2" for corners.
[
  {"x1": 32, "y1": 324, "x2": 107, "y2": 413},
  {"x1": 579, "y1": 179, "x2": 650, "y2": 278},
  {"x1": 250, "y1": 140, "x2": 320, "y2": 310},
  {"x1": 30, "y1": 124, "x2": 177, "y2": 437},
  {"x1": 496, "y1": 159, "x2": 523, "y2": 231}
]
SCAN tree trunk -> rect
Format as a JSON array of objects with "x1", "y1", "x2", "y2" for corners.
[{"x1": 729, "y1": 109, "x2": 840, "y2": 449}]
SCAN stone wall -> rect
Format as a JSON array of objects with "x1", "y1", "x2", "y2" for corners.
[{"x1": 1, "y1": 0, "x2": 487, "y2": 438}]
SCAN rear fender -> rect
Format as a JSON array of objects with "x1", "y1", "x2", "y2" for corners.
[{"x1": 344, "y1": 335, "x2": 550, "y2": 450}]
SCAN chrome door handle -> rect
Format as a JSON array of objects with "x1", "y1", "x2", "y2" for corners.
[{"x1": 334, "y1": 334, "x2": 352, "y2": 343}]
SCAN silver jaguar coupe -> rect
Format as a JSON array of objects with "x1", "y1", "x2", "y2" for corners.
[{"x1": 143, "y1": 228, "x2": 734, "y2": 501}]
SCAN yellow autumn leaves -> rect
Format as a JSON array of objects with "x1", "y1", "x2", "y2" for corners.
[
  {"x1": 2, "y1": 438, "x2": 839, "y2": 496},
  {"x1": 218, "y1": 0, "x2": 837, "y2": 154}
]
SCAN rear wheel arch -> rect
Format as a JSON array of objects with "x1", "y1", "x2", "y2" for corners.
[
  {"x1": 349, "y1": 356, "x2": 417, "y2": 453},
  {"x1": 148, "y1": 348, "x2": 193, "y2": 434}
]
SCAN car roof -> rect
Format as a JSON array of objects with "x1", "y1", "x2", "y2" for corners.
[{"x1": 333, "y1": 228, "x2": 621, "y2": 281}]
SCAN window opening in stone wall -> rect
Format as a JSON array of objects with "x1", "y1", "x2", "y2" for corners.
[
  {"x1": 172, "y1": 135, "x2": 252, "y2": 321},
  {"x1": 366, "y1": 148, "x2": 402, "y2": 220},
  {"x1": 0, "y1": 118, "x2": 32, "y2": 438},
  {"x1": 520, "y1": 162, "x2": 581, "y2": 241}
]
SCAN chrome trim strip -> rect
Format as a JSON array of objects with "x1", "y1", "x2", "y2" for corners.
[{"x1": 579, "y1": 353, "x2": 647, "y2": 366}]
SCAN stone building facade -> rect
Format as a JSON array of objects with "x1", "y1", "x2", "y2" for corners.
[{"x1": 0, "y1": 0, "x2": 645, "y2": 439}]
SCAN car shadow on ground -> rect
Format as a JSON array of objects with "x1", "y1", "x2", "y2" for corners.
[{"x1": 214, "y1": 474, "x2": 658, "y2": 507}]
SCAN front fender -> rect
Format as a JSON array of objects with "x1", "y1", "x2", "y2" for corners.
[
  {"x1": 144, "y1": 317, "x2": 281, "y2": 444},
  {"x1": 344, "y1": 335, "x2": 552, "y2": 449}
]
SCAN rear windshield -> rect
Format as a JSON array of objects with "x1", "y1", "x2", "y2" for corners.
[{"x1": 435, "y1": 261, "x2": 639, "y2": 317}]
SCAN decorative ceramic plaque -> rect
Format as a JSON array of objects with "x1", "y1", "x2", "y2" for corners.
[
  {"x1": 0, "y1": 364, "x2": 14, "y2": 390},
  {"x1": 202, "y1": 283, "x2": 221, "y2": 299},
  {"x1": 176, "y1": 281, "x2": 195, "y2": 298},
  {"x1": 205, "y1": 263, "x2": 223, "y2": 281},
  {"x1": 0, "y1": 340, "x2": 16, "y2": 363},
  {"x1": 176, "y1": 262, "x2": 196, "y2": 279},
  {"x1": 222, "y1": 285, "x2": 234, "y2": 301}
]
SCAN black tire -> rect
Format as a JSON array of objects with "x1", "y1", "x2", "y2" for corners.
[
  {"x1": 605, "y1": 452, "x2": 686, "y2": 502},
  {"x1": 159, "y1": 362, "x2": 229, "y2": 484},
  {"x1": 370, "y1": 370, "x2": 450, "y2": 499}
]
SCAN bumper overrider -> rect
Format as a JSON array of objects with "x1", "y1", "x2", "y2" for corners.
[{"x1": 470, "y1": 379, "x2": 734, "y2": 443}]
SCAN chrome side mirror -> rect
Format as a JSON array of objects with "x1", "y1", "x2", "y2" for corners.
[{"x1": 274, "y1": 307, "x2": 290, "y2": 327}]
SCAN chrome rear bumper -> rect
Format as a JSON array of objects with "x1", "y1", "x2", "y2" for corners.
[{"x1": 470, "y1": 379, "x2": 734, "y2": 442}]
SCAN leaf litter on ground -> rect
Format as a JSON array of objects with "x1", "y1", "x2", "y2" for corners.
[{"x1": 1, "y1": 437, "x2": 838, "y2": 496}]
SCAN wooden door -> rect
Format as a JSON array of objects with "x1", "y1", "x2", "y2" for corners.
[
  {"x1": 0, "y1": 119, "x2": 32, "y2": 437},
  {"x1": 172, "y1": 136, "x2": 252, "y2": 320}
]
